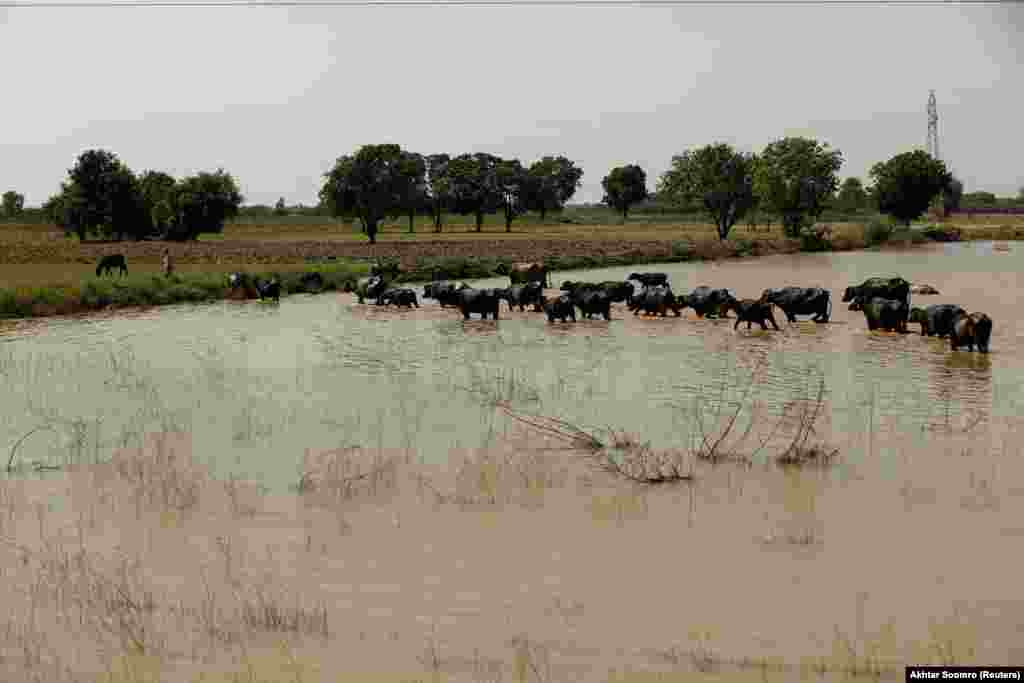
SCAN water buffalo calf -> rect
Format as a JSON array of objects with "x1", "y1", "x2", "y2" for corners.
[
  {"x1": 561, "y1": 280, "x2": 634, "y2": 304},
  {"x1": 96, "y1": 254, "x2": 128, "y2": 277},
  {"x1": 541, "y1": 295, "x2": 576, "y2": 323},
  {"x1": 731, "y1": 299, "x2": 780, "y2": 331},
  {"x1": 760, "y1": 287, "x2": 831, "y2": 323},
  {"x1": 423, "y1": 281, "x2": 467, "y2": 307}
]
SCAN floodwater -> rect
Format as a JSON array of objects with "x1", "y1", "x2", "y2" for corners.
[
  {"x1": 2, "y1": 240, "x2": 1023, "y2": 678},
  {"x1": 1, "y1": 241, "x2": 1019, "y2": 486}
]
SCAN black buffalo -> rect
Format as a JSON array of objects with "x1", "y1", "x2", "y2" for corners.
[
  {"x1": 354, "y1": 276, "x2": 388, "y2": 304},
  {"x1": 760, "y1": 287, "x2": 831, "y2": 323},
  {"x1": 969, "y1": 312, "x2": 993, "y2": 353},
  {"x1": 299, "y1": 272, "x2": 325, "y2": 293},
  {"x1": 730, "y1": 299, "x2": 780, "y2": 331},
  {"x1": 255, "y1": 278, "x2": 281, "y2": 301},
  {"x1": 572, "y1": 289, "x2": 613, "y2": 320},
  {"x1": 842, "y1": 277, "x2": 910, "y2": 313},
  {"x1": 628, "y1": 272, "x2": 669, "y2": 290},
  {"x1": 950, "y1": 311, "x2": 977, "y2": 351},
  {"x1": 681, "y1": 286, "x2": 737, "y2": 319},
  {"x1": 500, "y1": 282, "x2": 545, "y2": 312},
  {"x1": 908, "y1": 304, "x2": 965, "y2": 337},
  {"x1": 455, "y1": 288, "x2": 501, "y2": 320},
  {"x1": 96, "y1": 254, "x2": 128, "y2": 277},
  {"x1": 560, "y1": 280, "x2": 634, "y2": 304},
  {"x1": 541, "y1": 295, "x2": 576, "y2": 323},
  {"x1": 859, "y1": 297, "x2": 909, "y2": 333},
  {"x1": 422, "y1": 281, "x2": 468, "y2": 308},
  {"x1": 628, "y1": 286, "x2": 683, "y2": 317},
  {"x1": 378, "y1": 288, "x2": 419, "y2": 308}
]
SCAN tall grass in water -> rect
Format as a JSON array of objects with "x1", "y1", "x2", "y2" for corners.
[{"x1": 0, "y1": 262, "x2": 370, "y2": 319}]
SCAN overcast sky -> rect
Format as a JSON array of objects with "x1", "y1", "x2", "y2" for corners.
[{"x1": 1, "y1": 0, "x2": 1021, "y2": 206}]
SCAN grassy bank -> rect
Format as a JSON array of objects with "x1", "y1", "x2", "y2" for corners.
[{"x1": 0, "y1": 214, "x2": 984, "y2": 320}]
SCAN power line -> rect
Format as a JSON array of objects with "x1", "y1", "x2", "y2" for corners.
[{"x1": 1, "y1": 0, "x2": 1020, "y2": 6}]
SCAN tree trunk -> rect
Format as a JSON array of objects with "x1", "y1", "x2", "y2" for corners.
[
  {"x1": 475, "y1": 212, "x2": 483, "y2": 232},
  {"x1": 540, "y1": 207, "x2": 547, "y2": 222},
  {"x1": 408, "y1": 211, "x2": 414, "y2": 234},
  {"x1": 505, "y1": 204, "x2": 513, "y2": 232},
  {"x1": 366, "y1": 218, "x2": 378, "y2": 244},
  {"x1": 622, "y1": 206, "x2": 629, "y2": 221}
]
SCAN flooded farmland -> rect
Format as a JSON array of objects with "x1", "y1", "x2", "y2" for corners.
[{"x1": 1, "y1": 240, "x2": 1022, "y2": 681}]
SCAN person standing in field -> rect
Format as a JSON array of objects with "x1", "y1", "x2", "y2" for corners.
[{"x1": 161, "y1": 248, "x2": 175, "y2": 278}]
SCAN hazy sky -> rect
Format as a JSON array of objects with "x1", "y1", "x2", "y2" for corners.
[{"x1": 1, "y1": 0, "x2": 1021, "y2": 206}]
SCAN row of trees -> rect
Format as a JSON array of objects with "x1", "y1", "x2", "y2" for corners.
[
  {"x1": 622, "y1": 137, "x2": 959, "y2": 241},
  {"x1": 319, "y1": 146, "x2": 584, "y2": 243},
  {"x1": 40, "y1": 150, "x2": 243, "y2": 241}
]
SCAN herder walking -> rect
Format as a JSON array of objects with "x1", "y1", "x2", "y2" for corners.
[{"x1": 161, "y1": 248, "x2": 175, "y2": 277}]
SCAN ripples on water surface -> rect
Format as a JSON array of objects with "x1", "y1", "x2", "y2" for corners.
[{"x1": 0, "y1": 242, "x2": 1021, "y2": 491}]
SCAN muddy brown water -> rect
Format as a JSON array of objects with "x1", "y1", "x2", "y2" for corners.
[
  {"x1": 1, "y1": 240, "x2": 1023, "y2": 676},
  {"x1": 1, "y1": 241, "x2": 1018, "y2": 485}
]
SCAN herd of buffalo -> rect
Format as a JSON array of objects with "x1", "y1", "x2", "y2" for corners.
[
  {"x1": 341, "y1": 262, "x2": 994, "y2": 354},
  {"x1": 92, "y1": 255, "x2": 993, "y2": 354}
]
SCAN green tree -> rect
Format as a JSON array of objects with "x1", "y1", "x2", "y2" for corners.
[
  {"x1": 2, "y1": 191, "x2": 25, "y2": 218},
  {"x1": 54, "y1": 149, "x2": 146, "y2": 241},
  {"x1": 274, "y1": 197, "x2": 288, "y2": 216},
  {"x1": 319, "y1": 144, "x2": 412, "y2": 245},
  {"x1": 601, "y1": 165, "x2": 648, "y2": 220},
  {"x1": 495, "y1": 158, "x2": 530, "y2": 232},
  {"x1": 869, "y1": 151, "x2": 951, "y2": 226},
  {"x1": 963, "y1": 191, "x2": 997, "y2": 207},
  {"x1": 138, "y1": 170, "x2": 177, "y2": 238},
  {"x1": 425, "y1": 154, "x2": 452, "y2": 233},
  {"x1": 166, "y1": 169, "x2": 243, "y2": 241},
  {"x1": 836, "y1": 177, "x2": 869, "y2": 212},
  {"x1": 657, "y1": 144, "x2": 757, "y2": 240},
  {"x1": 448, "y1": 153, "x2": 502, "y2": 232},
  {"x1": 753, "y1": 137, "x2": 843, "y2": 238},
  {"x1": 392, "y1": 151, "x2": 428, "y2": 234},
  {"x1": 942, "y1": 177, "x2": 964, "y2": 217},
  {"x1": 523, "y1": 156, "x2": 584, "y2": 221}
]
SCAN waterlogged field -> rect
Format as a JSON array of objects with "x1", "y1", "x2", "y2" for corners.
[{"x1": 1, "y1": 241, "x2": 1022, "y2": 681}]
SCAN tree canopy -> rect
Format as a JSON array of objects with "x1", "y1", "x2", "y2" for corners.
[
  {"x1": 601, "y1": 165, "x2": 648, "y2": 220},
  {"x1": 523, "y1": 156, "x2": 584, "y2": 221},
  {"x1": 657, "y1": 143, "x2": 757, "y2": 240},
  {"x1": 869, "y1": 150, "x2": 951, "y2": 226},
  {"x1": 836, "y1": 177, "x2": 869, "y2": 212},
  {"x1": 447, "y1": 153, "x2": 502, "y2": 232},
  {"x1": 2, "y1": 191, "x2": 25, "y2": 218},
  {"x1": 753, "y1": 137, "x2": 843, "y2": 237},
  {"x1": 165, "y1": 170, "x2": 243, "y2": 241},
  {"x1": 319, "y1": 144, "x2": 419, "y2": 244}
]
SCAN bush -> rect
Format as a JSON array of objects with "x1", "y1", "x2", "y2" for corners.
[
  {"x1": 864, "y1": 218, "x2": 895, "y2": 246},
  {"x1": 799, "y1": 224, "x2": 833, "y2": 252}
]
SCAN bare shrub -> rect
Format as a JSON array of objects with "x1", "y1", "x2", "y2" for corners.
[
  {"x1": 297, "y1": 444, "x2": 399, "y2": 507},
  {"x1": 110, "y1": 431, "x2": 204, "y2": 515},
  {"x1": 240, "y1": 588, "x2": 329, "y2": 638}
]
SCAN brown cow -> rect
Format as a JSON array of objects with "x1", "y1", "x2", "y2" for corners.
[{"x1": 506, "y1": 262, "x2": 550, "y2": 288}]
